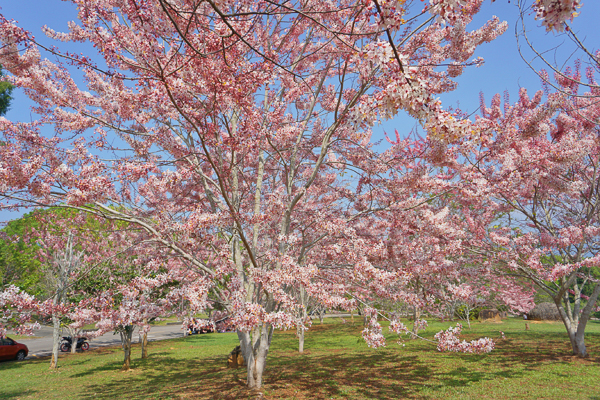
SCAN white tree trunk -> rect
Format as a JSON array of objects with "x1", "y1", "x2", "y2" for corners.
[
  {"x1": 297, "y1": 287, "x2": 307, "y2": 353},
  {"x1": 67, "y1": 326, "x2": 80, "y2": 354},
  {"x1": 237, "y1": 323, "x2": 273, "y2": 389},
  {"x1": 318, "y1": 308, "x2": 325, "y2": 324},
  {"x1": 411, "y1": 306, "x2": 421, "y2": 339},
  {"x1": 571, "y1": 330, "x2": 587, "y2": 357},
  {"x1": 461, "y1": 304, "x2": 472, "y2": 329},
  {"x1": 50, "y1": 313, "x2": 61, "y2": 369},
  {"x1": 140, "y1": 319, "x2": 149, "y2": 359},
  {"x1": 47, "y1": 232, "x2": 79, "y2": 368},
  {"x1": 298, "y1": 327, "x2": 305, "y2": 354},
  {"x1": 555, "y1": 283, "x2": 600, "y2": 357}
]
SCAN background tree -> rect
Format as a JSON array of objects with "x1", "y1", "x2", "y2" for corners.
[
  {"x1": 455, "y1": 79, "x2": 600, "y2": 357},
  {"x1": 31, "y1": 208, "x2": 183, "y2": 370},
  {"x1": 0, "y1": 65, "x2": 12, "y2": 116},
  {"x1": 46, "y1": 232, "x2": 83, "y2": 369},
  {"x1": 0, "y1": 212, "x2": 44, "y2": 297}
]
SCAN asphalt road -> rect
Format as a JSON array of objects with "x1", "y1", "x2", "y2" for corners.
[{"x1": 10, "y1": 324, "x2": 186, "y2": 359}]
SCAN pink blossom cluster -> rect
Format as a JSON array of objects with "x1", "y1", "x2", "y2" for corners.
[
  {"x1": 429, "y1": 0, "x2": 482, "y2": 25},
  {"x1": 447, "y1": 284, "x2": 475, "y2": 301},
  {"x1": 0, "y1": 285, "x2": 40, "y2": 337},
  {"x1": 533, "y1": 0, "x2": 581, "y2": 32},
  {"x1": 361, "y1": 316, "x2": 386, "y2": 348},
  {"x1": 374, "y1": 0, "x2": 409, "y2": 30},
  {"x1": 434, "y1": 323, "x2": 495, "y2": 354},
  {"x1": 389, "y1": 319, "x2": 409, "y2": 334},
  {"x1": 414, "y1": 318, "x2": 429, "y2": 331},
  {"x1": 568, "y1": 289, "x2": 590, "y2": 301},
  {"x1": 230, "y1": 301, "x2": 296, "y2": 332}
]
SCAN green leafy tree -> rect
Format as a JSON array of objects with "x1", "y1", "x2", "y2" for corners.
[
  {"x1": 0, "y1": 213, "x2": 44, "y2": 296},
  {"x1": 0, "y1": 65, "x2": 13, "y2": 116}
]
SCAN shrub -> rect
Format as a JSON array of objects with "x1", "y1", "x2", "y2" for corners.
[{"x1": 527, "y1": 302, "x2": 561, "y2": 321}]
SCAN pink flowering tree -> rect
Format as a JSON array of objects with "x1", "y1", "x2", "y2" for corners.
[
  {"x1": 2, "y1": 210, "x2": 91, "y2": 367},
  {"x1": 300, "y1": 132, "x2": 528, "y2": 350},
  {"x1": 0, "y1": 285, "x2": 40, "y2": 339},
  {"x1": 19, "y1": 208, "x2": 186, "y2": 369},
  {"x1": 0, "y1": 0, "x2": 511, "y2": 388},
  {"x1": 453, "y1": 64, "x2": 600, "y2": 356},
  {"x1": 79, "y1": 271, "x2": 181, "y2": 371},
  {"x1": 45, "y1": 232, "x2": 85, "y2": 368}
]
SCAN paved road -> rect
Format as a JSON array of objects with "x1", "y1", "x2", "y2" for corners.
[{"x1": 11, "y1": 324, "x2": 186, "y2": 359}]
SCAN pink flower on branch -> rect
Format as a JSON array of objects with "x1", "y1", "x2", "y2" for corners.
[
  {"x1": 533, "y1": 0, "x2": 582, "y2": 32},
  {"x1": 434, "y1": 323, "x2": 495, "y2": 354}
]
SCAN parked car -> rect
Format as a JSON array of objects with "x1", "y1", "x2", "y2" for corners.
[
  {"x1": 0, "y1": 337, "x2": 28, "y2": 361},
  {"x1": 187, "y1": 319, "x2": 215, "y2": 335},
  {"x1": 215, "y1": 317, "x2": 235, "y2": 333}
]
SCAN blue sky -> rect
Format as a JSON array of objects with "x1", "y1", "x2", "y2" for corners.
[{"x1": 0, "y1": 0, "x2": 598, "y2": 223}]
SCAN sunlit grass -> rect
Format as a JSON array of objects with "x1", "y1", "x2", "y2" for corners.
[{"x1": 1, "y1": 317, "x2": 599, "y2": 399}]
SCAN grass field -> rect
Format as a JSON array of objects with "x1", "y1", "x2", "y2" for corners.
[{"x1": 1, "y1": 317, "x2": 599, "y2": 399}]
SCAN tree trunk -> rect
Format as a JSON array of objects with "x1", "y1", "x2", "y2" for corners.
[
  {"x1": 237, "y1": 323, "x2": 273, "y2": 389},
  {"x1": 50, "y1": 313, "x2": 61, "y2": 369},
  {"x1": 297, "y1": 288, "x2": 307, "y2": 353},
  {"x1": 573, "y1": 283, "x2": 600, "y2": 357},
  {"x1": 554, "y1": 282, "x2": 600, "y2": 358},
  {"x1": 463, "y1": 304, "x2": 472, "y2": 329},
  {"x1": 140, "y1": 319, "x2": 149, "y2": 359},
  {"x1": 559, "y1": 315, "x2": 587, "y2": 357},
  {"x1": 298, "y1": 326, "x2": 305, "y2": 354},
  {"x1": 140, "y1": 331, "x2": 148, "y2": 359},
  {"x1": 411, "y1": 306, "x2": 420, "y2": 339},
  {"x1": 119, "y1": 325, "x2": 134, "y2": 371},
  {"x1": 318, "y1": 308, "x2": 325, "y2": 324},
  {"x1": 67, "y1": 326, "x2": 80, "y2": 354},
  {"x1": 570, "y1": 330, "x2": 587, "y2": 357}
]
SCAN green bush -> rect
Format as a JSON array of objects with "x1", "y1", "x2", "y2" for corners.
[{"x1": 454, "y1": 305, "x2": 481, "y2": 321}]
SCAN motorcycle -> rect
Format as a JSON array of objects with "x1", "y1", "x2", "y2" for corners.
[{"x1": 60, "y1": 336, "x2": 90, "y2": 352}]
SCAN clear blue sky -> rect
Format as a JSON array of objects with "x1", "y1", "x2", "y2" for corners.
[{"x1": 0, "y1": 0, "x2": 598, "y2": 223}]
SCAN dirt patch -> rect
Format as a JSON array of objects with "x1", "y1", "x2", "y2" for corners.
[{"x1": 530, "y1": 320, "x2": 562, "y2": 324}]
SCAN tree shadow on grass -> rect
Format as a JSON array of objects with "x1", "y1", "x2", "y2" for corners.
[
  {"x1": 78, "y1": 354, "x2": 248, "y2": 400},
  {"x1": 264, "y1": 352, "x2": 429, "y2": 399},
  {"x1": 0, "y1": 356, "x2": 48, "y2": 371},
  {"x1": 261, "y1": 350, "x2": 530, "y2": 400},
  {"x1": 0, "y1": 389, "x2": 41, "y2": 400},
  {"x1": 77, "y1": 351, "x2": 423, "y2": 400},
  {"x1": 464, "y1": 337, "x2": 600, "y2": 369},
  {"x1": 2, "y1": 349, "x2": 525, "y2": 400}
]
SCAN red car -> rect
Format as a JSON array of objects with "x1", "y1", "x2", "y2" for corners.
[{"x1": 0, "y1": 337, "x2": 28, "y2": 361}]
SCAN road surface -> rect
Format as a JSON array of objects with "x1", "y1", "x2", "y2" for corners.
[{"x1": 10, "y1": 324, "x2": 186, "y2": 359}]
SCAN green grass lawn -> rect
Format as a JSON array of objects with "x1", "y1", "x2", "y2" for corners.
[{"x1": 1, "y1": 317, "x2": 599, "y2": 399}]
